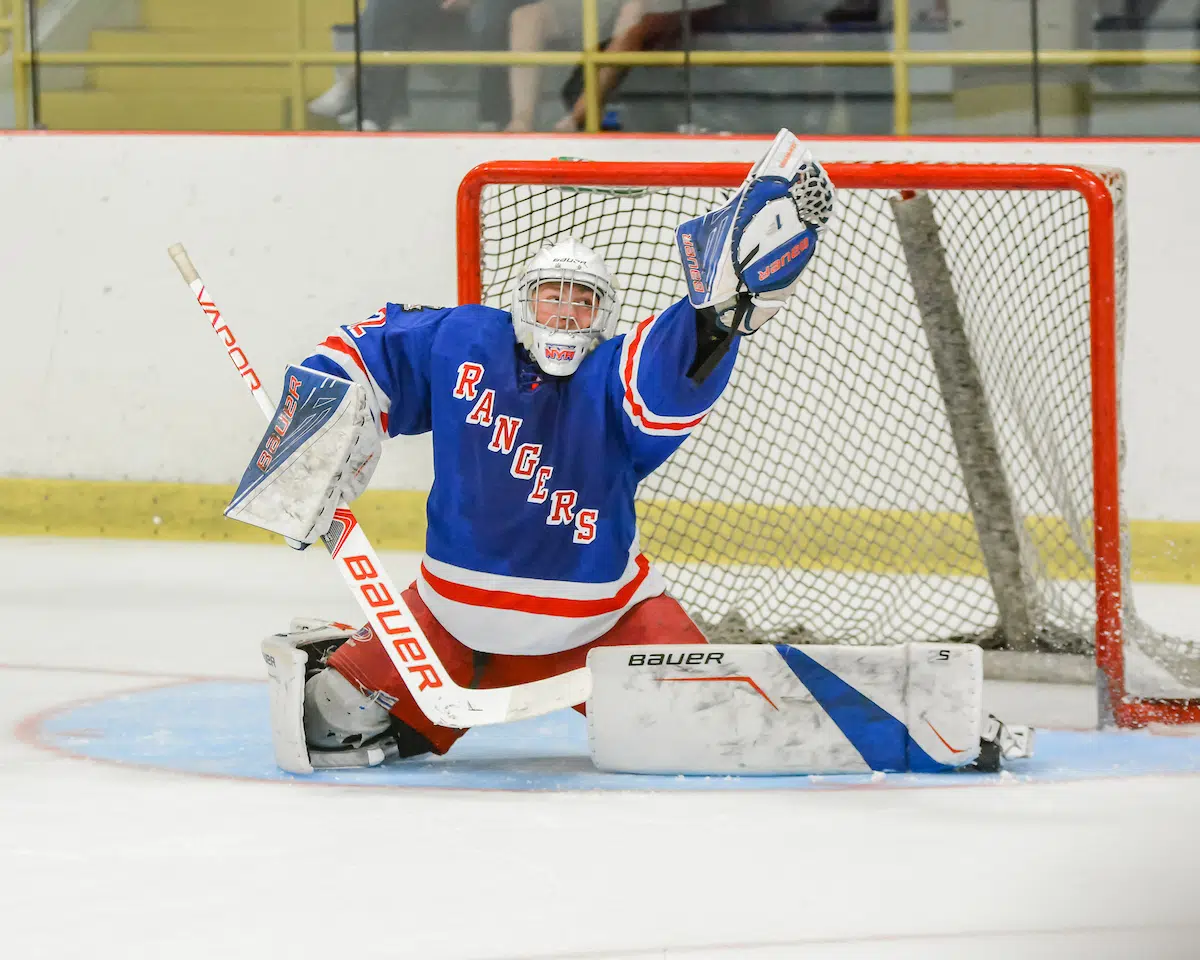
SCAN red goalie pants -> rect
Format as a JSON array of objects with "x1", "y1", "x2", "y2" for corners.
[{"x1": 328, "y1": 583, "x2": 706, "y2": 755}]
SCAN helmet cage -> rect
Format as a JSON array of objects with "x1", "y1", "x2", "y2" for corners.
[{"x1": 510, "y1": 248, "x2": 620, "y2": 377}]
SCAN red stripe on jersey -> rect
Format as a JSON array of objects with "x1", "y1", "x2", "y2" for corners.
[
  {"x1": 320, "y1": 335, "x2": 370, "y2": 380},
  {"x1": 420, "y1": 554, "x2": 652, "y2": 619},
  {"x1": 621, "y1": 317, "x2": 707, "y2": 433},
  {"x1": 321, "y1": 335, "x2": 388, "y2": 433}
]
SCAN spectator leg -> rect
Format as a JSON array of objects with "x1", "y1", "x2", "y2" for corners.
[
  {"x1": 559, "y1": 5, "x2": 677, "y2": 131},
  {"x1": 359, "y1": 0, "x2": 437, "y2": 128},
  {"x1": 473, "y1": 0, "x2": 528, "y2": 129},
  {"x1": 507, "y1": 0, "x2": 554, "y2": 131}
]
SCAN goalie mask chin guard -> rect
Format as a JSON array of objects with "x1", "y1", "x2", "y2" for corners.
[{"x1": 510, "y1": 239, "x2": 620, "y2": 377}]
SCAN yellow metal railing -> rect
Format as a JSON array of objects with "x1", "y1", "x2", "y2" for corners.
[
  {"x1": 3, "y1": 0, "x2": 30, "y2": 130},
  {"x1": 894, "y1": 0, "x2": 911, "y2": 137},
  {"x1": 6, "y1": 0, "x2": 1200, "y2": 135},
  {"x1": 581, "y1": 0, "x2": 600, "y2": 134},
  {"x1": 291, "y1": 0, "x2": 306, "y2": 133}
]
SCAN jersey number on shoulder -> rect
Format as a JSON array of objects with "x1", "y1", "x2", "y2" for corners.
[{"x1": 348, "y1": 306, "x2": 388, "y2": 338}]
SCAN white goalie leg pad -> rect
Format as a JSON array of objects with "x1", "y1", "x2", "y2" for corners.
[
  {"x1": 261, "y1": 634, "x2": 315, "y2": 775},
  {"x1": 586, "y1": 642, "x2": 985, "y2": 775}
]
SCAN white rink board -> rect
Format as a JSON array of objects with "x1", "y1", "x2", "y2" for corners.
[{"x1": 1, "y1": 132, "x2": 1197, "y2": 522}]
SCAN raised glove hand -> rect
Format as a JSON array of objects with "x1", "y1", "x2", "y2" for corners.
[{"x1": 675, "y1": 128, "x2": 835, "y2": 335}]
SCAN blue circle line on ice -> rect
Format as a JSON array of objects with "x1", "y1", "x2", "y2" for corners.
[{"x1": 27, "y1": 679, "x2": 1200, "y2": 791}]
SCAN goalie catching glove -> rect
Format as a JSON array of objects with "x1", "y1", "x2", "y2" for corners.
[
  {"x1": 676, "y1": 128, "x2": 835, "y2": 335},
  {"x1": 225, "y1": 364, "x2": 382, "y2": 546}
]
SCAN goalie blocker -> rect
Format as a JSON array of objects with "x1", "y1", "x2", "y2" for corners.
[
  {"x1": 587, "y1": 642, "x2": 1033, "y2": 775},
  {"x1": 225, "y1": 364, "x2": 382, "y2": 546}
]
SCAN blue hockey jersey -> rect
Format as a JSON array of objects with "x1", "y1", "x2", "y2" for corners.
[{"x1": 303, "y1": 299, "x2": 740, "y2": 655}]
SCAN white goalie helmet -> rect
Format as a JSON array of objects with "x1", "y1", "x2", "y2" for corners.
[{"x1": 510, "y1": 239, "x2": 621, "y2": 377}]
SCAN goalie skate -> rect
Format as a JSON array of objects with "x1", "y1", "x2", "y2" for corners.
[{"x1": 971, "y1": 715, "x2": 1036, "y2": 772}]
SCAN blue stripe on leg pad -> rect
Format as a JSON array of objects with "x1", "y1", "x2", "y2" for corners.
[{"x1": 774, "y1": 645, "x2": 953, "y2": 772}]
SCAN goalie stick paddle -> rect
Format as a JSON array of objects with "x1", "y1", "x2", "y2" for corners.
[{"x1": 166, "y1": 243, "x2": 592, "y2": 728}]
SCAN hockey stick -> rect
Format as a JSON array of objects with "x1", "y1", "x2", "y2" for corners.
[{"x1": 167, "y1": 243, "x2": 592, "y2": 728}]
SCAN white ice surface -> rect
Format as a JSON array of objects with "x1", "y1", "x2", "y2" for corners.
[{"x1": 2, "y1": 538, "x2": 1200, "y2": 959}]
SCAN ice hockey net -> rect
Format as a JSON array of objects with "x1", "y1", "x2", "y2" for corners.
[{"x1": 457, "y1": 158, "x2": 1200, "y2": 727}]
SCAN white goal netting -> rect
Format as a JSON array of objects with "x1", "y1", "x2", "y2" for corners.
[{"x1": 464, "y1": 162, "x2": 1200, "y2": 714}]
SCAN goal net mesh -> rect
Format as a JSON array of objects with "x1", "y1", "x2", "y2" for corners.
[{"x1": 475, "y1": 175, "x2": 1115, "y2": 658}]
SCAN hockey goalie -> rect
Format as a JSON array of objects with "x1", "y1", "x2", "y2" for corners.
[{"x1": 225, "y1": 129, "x2": 1032, "y2": 777}]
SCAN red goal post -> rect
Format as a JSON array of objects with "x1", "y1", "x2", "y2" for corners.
[{"x1": 456, "y1": 158, "x2": 1196, "y2": 729}]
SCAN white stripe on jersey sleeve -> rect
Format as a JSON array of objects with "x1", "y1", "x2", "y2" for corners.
[{"x1": 617, "y1": 314, "x2": 717, "y2": 438}]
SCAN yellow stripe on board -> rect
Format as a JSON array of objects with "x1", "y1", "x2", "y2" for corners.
[
  {"x1": 0, "y1": 478, "x2": 1196, "y2": 584},
  {"x1": 640, "y1": 501, "x2": 1200, "y2": 584},
  {"x1": 641, "y1": 501, "x2": 1104, "y2": 579},
  {"x1": 0, "y1": 477, "x2": 427, "y2": 550}
]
